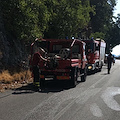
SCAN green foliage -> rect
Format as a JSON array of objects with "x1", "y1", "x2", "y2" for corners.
[
  {"x1": 1, "y1": 0, "x2": 119, "y2": 50},
  {"x1": 1, "y1": 0, "x2": 94, "y2": 40},
  {"x1": 18, "y1": 0, "x2": 50, "y2": 39},
  {"x1": 89, "y1": 0, "x2": 120, "y2": 52},
  {"x1": 90, "y1": 32, "x2": 105, "y2": 40},
  {"x1": 106, "y1": 14, "x2": 120, "y2": 48},
  {"x1": 89, "y1": 0, "x2": 116, "y2": 34},
  {"x1": 44, "y1": 0, "x2": 94, "y2": 39},
  {"x1": 1, "y1": 0, "x2": 50, "y2": 41}
]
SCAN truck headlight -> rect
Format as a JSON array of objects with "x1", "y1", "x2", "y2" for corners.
[{"x1": 88, "y1": 66, "x2": 92, "y2": 69}]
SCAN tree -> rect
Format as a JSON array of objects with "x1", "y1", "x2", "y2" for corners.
[
  {"x1": 44, "y1": 0, "x2": 94, "y2": 39},
  {"x1": 89, "y1": 0, "x2": 116, "y2": 37},
  {"x1": 1, "y1": 0, "x2": 50, "y2": 42},
  {"x1": 90, "y1": 32, "x2": 105, "y2": 39},
  {"x1": 106, "y1": 14, "x2": 120, "y2": 48}
]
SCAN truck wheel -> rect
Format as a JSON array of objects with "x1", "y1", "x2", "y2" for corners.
[
  {"x1": 40, "y1": 78, "x2": 45, "y2": 90},
  {"x1": 99, "y1": 65, "x2": 102, "y2": 72},
  {"x1": 98, "y1": 62, "x2": 103, "y2": 72},
  {"x1": 70, "y1": 67, "x2": 78, "y2": 87},
  {"x1": 81, "y1": 67, "x2": 87, "y2": 82}
]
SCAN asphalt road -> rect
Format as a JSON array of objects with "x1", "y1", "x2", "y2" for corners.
[{"x1": 0, "y1": 60, "x2": 120, "y2": 120}]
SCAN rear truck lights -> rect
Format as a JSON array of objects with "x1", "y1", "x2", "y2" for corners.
[
  {"x1": 56, "y1": 76, "x2": 70, "y2": 80},
  {"x1": 62, "y1": 73, "x2": 69, "y2": 76},
  {"x1": 40, "y1": 75, "x2": 70, "y2": 80},
  {"x1": 40, "y1": 75, "x2": 44, "y2": 78}
]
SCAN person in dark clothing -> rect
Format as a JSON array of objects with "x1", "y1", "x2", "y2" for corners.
[
  {"x1": 32, "y1": 52, "x2": 41, "y2": 87},
  {"x1": 32, "y1": 48, "x2": 48, "y2": 87},
  {"x1": 107, "y1": 53, "x2": 114, "y2": 74}
]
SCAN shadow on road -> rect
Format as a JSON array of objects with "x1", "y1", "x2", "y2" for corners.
[
  {"x1": 40, "y1": 80, "x2": 82, "y2": 93},
  {"x1": 101, "y1": 73, "x2": 109, "y2": 75},
  {"x1": 12, "y1": 81, "x2": 78, "y2": 94},
  {"x1": 12, "y1": 83, "x2": 38, "y2": 94}
]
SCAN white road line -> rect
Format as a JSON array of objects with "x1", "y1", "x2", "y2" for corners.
[
  {"x1": 53, "y1": 75, "x2": 106, "y2": 120},
  {"x1": 89, "y1": 75, "x2": 106, "y2": 88},
  {"x1": 90, "y1": 103, "x2": 103, "y2": 117},
  {"x1": 23, "y1": 74, "x2": 107, "y2": 120},
  {"x1": 101, "y1": 87, "x2": 120, "y2": 111}
]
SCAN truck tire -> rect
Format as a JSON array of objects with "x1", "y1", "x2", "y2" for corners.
[
  {"x1": 97, "y1": 62, "x2": 103, "y2": 72},
  {"x1": 81, "y1": 67, "x2": 87, "y2": 82},
  {"x1": 40, "y1": 78, "x2": 45, "y2": 90},
  {"x1": 98, "y1": 65, "x2": 102, "y2": 72},
  {"x1": 70, "y1": 67, "x2": 78, "y2": 87}
]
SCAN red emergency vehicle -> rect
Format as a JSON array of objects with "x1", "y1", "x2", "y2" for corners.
[
  {"x1": 30, "y1": 39, "x2": 88, "y2": 88},
  {"x1": 82, "y1": 38, "x2": 106, "y2": 72}
]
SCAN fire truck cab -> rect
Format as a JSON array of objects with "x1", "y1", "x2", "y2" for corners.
[
  {"x1": 82, "y1": 38, "x2": 106, "y2": 72},
  {"x1": 30, "y1": 39, "x2": 88, "y2": 88}
]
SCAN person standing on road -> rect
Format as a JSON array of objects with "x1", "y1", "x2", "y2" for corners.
[
  {"x1": 31, "y1": 38, "x2": 48, "y2": 88},
  {"x1": 32, "y1": 47, "x2": 48, "y2": 87},
  {"x1": 107, "y1": 52, "x2": 114, "y2": 74}
]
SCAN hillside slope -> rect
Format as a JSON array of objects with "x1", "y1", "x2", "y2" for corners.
[{"x1": 0, "y1": 13, "x2": 29, "y2": 71}]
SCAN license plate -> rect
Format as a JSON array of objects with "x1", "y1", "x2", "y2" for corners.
[{"x1": 45, "y1": 75, "x2": 54, "y2": 80}]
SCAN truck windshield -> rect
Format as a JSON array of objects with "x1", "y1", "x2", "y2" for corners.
[
  {"x1": 86, "y1": 42, "x2": 94, "y2": 54},
  {"x1": 52, "y1": 42, "x2": 71, "y2": 53},
  {"x1": 32, "y1": 41, "x2": 49, "y2": 54},
  {"x1": 72, "y1": 45, "x2": 79, "y2": 53},
  {"x1": 53, "y1": 45, "x2": 62, "y2": 53}
]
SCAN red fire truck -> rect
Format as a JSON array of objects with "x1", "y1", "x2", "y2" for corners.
[
  {"x1": 82, "y1": 38, "x2": 106, "y2": 72},
  {"x1": 30, "y1": 39, "x2": 88, "y2": 88}
]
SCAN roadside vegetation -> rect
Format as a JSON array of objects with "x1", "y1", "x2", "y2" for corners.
[
  {"x1": 1, "y1": 0, "x2": 119, "y2": 48},
  {"x1": 0, "y1": 69, "x2": 32, "y2": 92},
  {"x1": 0, "y1": 0, "x2": 120, "y2": 91}
]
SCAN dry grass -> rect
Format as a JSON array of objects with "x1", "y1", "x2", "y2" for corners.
[
  {"x1": 0, "y1": 70, "x2": 13, "y2": 84},
  {"x1": 0, "y1": 69, "x2": 32, "y2": 92},
  {"x1": 0, "y1": 70, "x2": 31, "y2": 83}
]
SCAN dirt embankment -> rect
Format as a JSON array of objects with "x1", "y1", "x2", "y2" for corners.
[
  {"x1": 0, "y1": 68, "x2": 33, "y2": 92},
  {"x1": 0, "y1": 13, "x2": 33, "y2": 92}
]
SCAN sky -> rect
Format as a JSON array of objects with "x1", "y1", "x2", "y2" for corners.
[
  {"x1": 112, "y1": 45, "x2": 120, "y2": 56},
  {"x1": 113, "y1": 0, "x2": 120, "y2": 17},
  {"x1": 112, "y1": 0, "x2": 120, "y2": 56}
]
